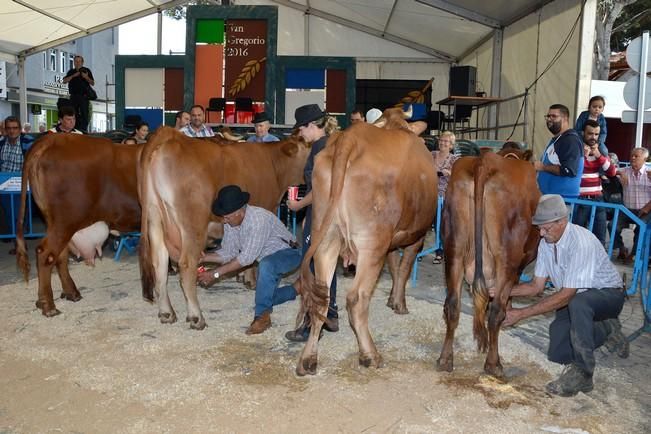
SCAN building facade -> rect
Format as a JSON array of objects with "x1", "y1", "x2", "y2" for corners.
[{"x1": 0, "y1": 28, "x2": 117, "y2": 132}]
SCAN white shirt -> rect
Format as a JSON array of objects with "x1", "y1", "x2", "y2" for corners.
[{"x1": 534, "y1": 222, "x2": 623, "y2": 293}]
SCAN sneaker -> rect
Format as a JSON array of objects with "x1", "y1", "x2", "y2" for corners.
[
  {"x1": 546, "y1": 364, "x2": 593, "y2": 397},
  {"x1": 604, "y1": 318, "x2": 630, "y2": 359}
]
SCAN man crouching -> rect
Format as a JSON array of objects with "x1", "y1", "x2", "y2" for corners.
[
  {"x1": 501, "y1": 194, "x2": 629, "y2": 397},
  {"x1": 198, "y1": 185, "x2": 301, "y2": 335}
]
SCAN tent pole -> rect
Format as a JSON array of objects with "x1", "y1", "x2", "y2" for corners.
[{"x1": 18, "y1": 56, "x2": 28, "y2": 125}]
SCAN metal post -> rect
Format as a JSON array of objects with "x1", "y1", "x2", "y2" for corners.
[
  {"x1": 635, "y1": 31, "x2": 649, "y2": 148},
  {"x1": 18, "y1": 56, "x2": 28, "y2": 126},
  {"x1": 157, "y1": 11, "x2": 163, "y2": 55},
  {"x1": 523, "y1": 92, "x2": 529, "y2": 144}
]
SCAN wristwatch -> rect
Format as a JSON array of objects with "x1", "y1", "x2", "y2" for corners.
[{"x1": 213, "y1": 271, "x2": 220, "y2": 279}]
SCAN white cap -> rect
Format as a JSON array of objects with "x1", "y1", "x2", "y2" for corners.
[{"x1": 366, "y1": 108, "x2": 382, "y2": 124}]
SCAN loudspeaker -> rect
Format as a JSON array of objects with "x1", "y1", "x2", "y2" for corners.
[{"x1": 449, "y1": 66, "x2": 476, "y2": 96}]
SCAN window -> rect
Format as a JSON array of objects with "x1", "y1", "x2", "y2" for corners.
[
  {"x1": 60, "y1": 51, "x2": 66, "y2": 73},
  {"x1": 68, "y1": 54, "x2": 74, "y2": 71},
  {"x1": 49, "y1": 49, "x2": 56, "y2": 71}
]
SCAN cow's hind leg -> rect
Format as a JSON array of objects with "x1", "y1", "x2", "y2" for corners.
[
  {"x1": 483, "y1": 272, "x2": 514, "y2": 377},
  {"x1": 148, "y1": 212, "x2": 176, "y2": 324},
  {"x1": 385, "y1": 250, "x2": 401, "y2": 310},
  {"x1": 436, "y1": 250, "x2": 464, "y2": 372},
  {"x1": 296, "y1": 233, "x2": 340, "y2": 376},
  {"x1": 56, "y1": 247, "x2": 81, "y2": 302},
  {"x1": 386, "y1": 237, "x2": 425, "y2": 314},
  {"x1": 178, "y1": 251, "x2": 206, "y2": 330},
  {"x1": 35, "y1": 237, "x2": 66, "y2": 316},
  {"x1": 347, "y1": 250, "x2": 387, "y2": 369}
]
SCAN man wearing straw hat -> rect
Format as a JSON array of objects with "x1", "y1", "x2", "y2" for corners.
[{"x1": 499, "y1": 194, "x2": 629, "y2": 397}]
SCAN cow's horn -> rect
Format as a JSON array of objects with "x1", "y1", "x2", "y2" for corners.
[{"x1": 403, "y1": 104, "x2": 413, "y2": 120}]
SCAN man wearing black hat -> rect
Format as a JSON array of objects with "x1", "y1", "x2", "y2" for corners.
[
  {"x1": 247, "y1": 112, "x2": 279, "y2": 143},
  {"x1": 284, "y1": 104, "x2": 339, "y2": 342},
  {"x1": 500, "y1": 194, "x2": 628, "y2": 397},
  {"x1": 197, "y1": 185, "x2": 301, "y2": 335}
]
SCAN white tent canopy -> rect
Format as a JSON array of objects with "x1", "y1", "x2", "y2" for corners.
[{"x1": 0, "y1": 0, "x2": 194, "y2": 63}]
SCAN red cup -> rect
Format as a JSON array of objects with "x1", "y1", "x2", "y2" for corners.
[
  {"x1": 288, "y1": 186, "x2": 299, "y2": 201},
  {"x1": 197, "y1": 265, "x2": 206, "y2": 273}
]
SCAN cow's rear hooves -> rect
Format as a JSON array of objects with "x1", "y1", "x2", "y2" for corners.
[
  {"x1": 42, "y1": 308, "x2": 61, "y2": 318},
  {"x1": 484, "y1": 364, "x2": 504, "y2": 378},
  {"x1": 436, "y1": 358, "x2": 454, "y2": 372},
  {"x1": 158, "y1": 312, "x2": 177, "y2": 324},
  {"x1": 60, "y1": 292, "x2": 82, "y2": 302},
  {"x1": 359, "y1": 355, "x2": 383, "y2": 368},
  {"x1": 189, "y1": 317, "x2": 206, "y2": 330},
  {"x1": 392, "y1": 306, "x2": 409, "y2": 315},
  {"x1": 297, "y1": 357, "x2": 317, "y2": 376}
]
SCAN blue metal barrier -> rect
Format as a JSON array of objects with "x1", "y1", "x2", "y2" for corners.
[
  {"x1": 113, "y1": 232, "x2": 141, "y2": 261},
  {"x1": 0, "y1": 172, "x2": 45, "y2": 240},
  {"x1": 411, "y1": 196, "x2": 444, "y2": 286}
]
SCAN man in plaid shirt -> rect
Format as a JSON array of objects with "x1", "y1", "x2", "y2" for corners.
[
  {"x1": 180, "y1": 105, "x2": 215, "y2": 138},
  {"x1": 197, "y1": 185, "x2": 301, "y2": 335},
  {"x1": 612, "y1": 147, "x2": 651, "y2": 260}
]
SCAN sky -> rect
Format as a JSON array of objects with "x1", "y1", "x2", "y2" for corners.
[{"x1": 118, "y1": 14, "x2": 187, "y2": 55}]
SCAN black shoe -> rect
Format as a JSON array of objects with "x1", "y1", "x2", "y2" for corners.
[
  {"x1": 546, "y1": 364, "x2": 593, "y2": 397},
  {"x1": 285, "y1": 326, "x2": 310, "y2": 342},
  {"x1": 323, "y1": 316, "x2": 339, "y2": 332},
  {"x1": 604, "y1": 318, "x2": 630, "y2": 358}
]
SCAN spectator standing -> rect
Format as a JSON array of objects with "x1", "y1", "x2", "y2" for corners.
[
  {"x1": 572, "y1": 120, "x2": 616, "y2": 245},
  {"x1": 180, "y1": 105, "x2": 214, "y2": 137},
  {"x1": 0, "y1": 116, "x2": 31, "y2": 172},
  {"x1": 61, "y1": 55, "x2": 95, "y2": 133},
  {"x1": 612, "y1": 147, "x2": 651, "y2": 260},
  {"x1": 536, "y1": 104, "x2": 584, "y2": 199},
  {"x1": 132, "y1": 121, "x2": 150, "y2": 144},
  {"x1": 431, "y1": 131, "x2": 458, "y2": 264},
  {"x1": 38, "y1": 123, "x2": 47, "y2": 133},
  {"x1": 350, "y1": 110, "x2": 365, "y2": 124},
  {"x1": 575, "y1": 96, "x2": 608, "y2": 155},
  {"x1": 247, "y1": 112, "x2": 279, "y2": 143}
]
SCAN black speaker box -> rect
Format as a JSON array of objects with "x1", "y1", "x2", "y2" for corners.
[{"x1": 449, "y1": 66, "x2": 477, "y2": 96}]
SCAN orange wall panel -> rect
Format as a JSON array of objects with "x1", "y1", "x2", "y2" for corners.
[{"x1": 194, "y1": 44, "x2": 224, "y2": 109}]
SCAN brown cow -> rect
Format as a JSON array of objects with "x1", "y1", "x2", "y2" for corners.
[
  {"x1": 296, "y1": 109, "x2": 438, "y2": 375},
  {"x1": 15, "y1": 134, "x2": 142, "y2": 316},
  {"x1": 437, "y1": 149, "x2": 540, "y2": 377},
  {"x1": 138, "y1": 127, "x2": 310, "y2": 330}
]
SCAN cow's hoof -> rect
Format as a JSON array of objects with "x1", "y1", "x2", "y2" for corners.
[
  {"x1": 296, "y1": 356, "x2": 317, "y2": 376},
  {"x1": 158, "y1": 311, "x2": 177, "y2": 324},
  {"x1": 188, "y1": 316, "x2": 206, "y2": 330},
  {"x1": 436, "y1": 357, "x2": 454, "y2": 372},
  {"x1": 392, "y1": 304, "x2": 409, "y2": 315},
  {"x1": 60, "y1": 292, "x2": 82, "y2": 302},
  {"x1": 386, "y1": 297, "x2": 394, "y2": 308},
  {"x1": 359, "y1": 354, "x2": 383, "y2": 368},
  {"x1": 41, "y1": 307, "x2": 61, "y2": 317},
  {"x1": 484, "y1": 362, "x2": 504, "y2": 378}
]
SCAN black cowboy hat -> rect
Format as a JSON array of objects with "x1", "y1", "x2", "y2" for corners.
[
  {"x1": 212, "y1": 185, "x2": 250, "y2": 216},
  {"x1": 293, "y1": 104, "x2": 326, "y2": 129},
  {"x1": 252, "y1": 112, "x2": 271, "y2": 124}
]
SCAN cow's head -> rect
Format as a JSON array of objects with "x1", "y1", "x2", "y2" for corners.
[{"x1": 497, "y1": 143, "x2": 534, "y2": 162}]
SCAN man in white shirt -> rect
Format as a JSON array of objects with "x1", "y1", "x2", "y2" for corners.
[
  {"x1": 500, "y1": 194, "x2": 629, "y2": 397},
  {"x1": 180, "y1": 105, "x2": 215, "y2": 138}
]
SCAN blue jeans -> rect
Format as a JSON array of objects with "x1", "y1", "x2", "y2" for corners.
[
  {"x1": 254, "y1": 247, "x2": 302, "y2": 317},
  {"x1": 547, "y1": 287, "x2": 624, "y2": 375},
  {"x1": 572, "y1": 197, "x2": 607, "y2": 246}
]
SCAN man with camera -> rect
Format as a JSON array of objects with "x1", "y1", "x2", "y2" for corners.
[
  {"x1": 62, "y1": 55, "x2": 95, "y2": 133},
  {"x1": 572, "y1": 119, "x2": 616, "y2": 245}
]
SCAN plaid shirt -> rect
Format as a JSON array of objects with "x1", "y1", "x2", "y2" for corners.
[
  {"x1": 180, "y1": 124, "x2": 215, "y2": 137},
  {"x1": 621, "y1": 166, "x2": 651, "y2": 210},
  {"x1": 216, "y1": 205, "x2": 295, "y2": 267},
  {"x1": 0, "y1": 137, "x2": 28, "y2": 172}
]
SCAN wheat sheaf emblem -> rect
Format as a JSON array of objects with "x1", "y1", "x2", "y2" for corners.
[{"x1": 228, "y1": 57, "x2": 266, "y2": 97}]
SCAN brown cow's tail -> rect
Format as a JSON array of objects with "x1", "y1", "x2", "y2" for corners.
[
  {"x1": 138, "y1": 131, "x2": 166, "y2": 302},
  {"x1": 15, "y1": 143, "x2": 36, "y2": 282},
  {"x1": 300, "y1": 132, "x2": 352, "y2": 323},
  {"x1": 471, "y1": 157, "x2": 490, "y2": 352}
]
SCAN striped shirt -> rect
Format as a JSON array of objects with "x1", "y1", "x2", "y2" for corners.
[
  {"x1": 579, "y1": 154, "x2": 616, "y2": 197},
  {"x1": 534, "y1": 223, "x2": 623, "y2": 293},
  {"x1": 180, "y1": 124, "x2": 215, "y2": 138},
  {"x1": 620, "y1": 166, "x2": 651, "y2": 210},
  {"x1": 216, "y1": 205, "x2": 296, "y2": 267}
]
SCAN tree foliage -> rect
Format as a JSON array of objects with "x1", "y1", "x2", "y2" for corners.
[
  {"x1": 164, "y1": 1, "x2": 220, "y2": 20},
  {"x1": 611, "y1": 0, "x2": 651, "y2": 52},
  {"x1": 595, "y1": 0, "x2": 638, "y2": 80}
]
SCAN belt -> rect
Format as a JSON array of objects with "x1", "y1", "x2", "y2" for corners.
[{"x1": 578, "y1": 195, "x2": 603, "y2": 201}]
